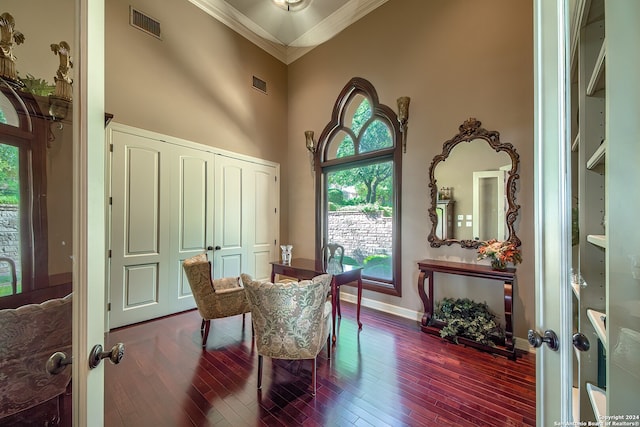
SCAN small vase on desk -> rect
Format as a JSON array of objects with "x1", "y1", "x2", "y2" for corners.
[
  {"x1": 280, "y1": 245, "x2": 292, "y2": 265},
  {"x1": 491, "y1": 259, "x2": 508, "y2": 271}
]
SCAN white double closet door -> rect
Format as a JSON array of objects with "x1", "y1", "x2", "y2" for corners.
[{"x1": 107, "y1": 124, "x2": 278, "y2": 329}]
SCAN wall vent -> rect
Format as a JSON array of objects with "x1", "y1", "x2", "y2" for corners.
[
  {"x1": 252, "y1": 76, "x2": 267, "y2": 94},
  {"x1": 130, "y1": 7, "x2": 161, "y2": 40}
]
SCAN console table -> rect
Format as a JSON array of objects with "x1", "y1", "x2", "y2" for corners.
[{"x1": 417, "y1": 259, "x2": 517, "y2": 359}]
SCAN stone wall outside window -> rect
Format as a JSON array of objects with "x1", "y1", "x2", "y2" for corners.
[
  {"x1": 328, "y1": 211, "x2": 392, "y2": 263},
  {"x1": 0, "y1": 205, "x2": 19, "y2": 276}
]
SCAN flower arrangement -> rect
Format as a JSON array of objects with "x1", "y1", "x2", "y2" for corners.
[{"x1": 477, "y1": 239, "x2": 522, "y2": 270}]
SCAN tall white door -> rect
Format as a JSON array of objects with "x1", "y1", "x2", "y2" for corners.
[
  {"x1": 472, "y1": 170, "x2": 506, "y2": 240},
  {"x1": 533, "y1": 0, "x2": 573, "y2": 424},
  {"x1": 535, "y1": 2, "x2": 640, "y2": 424},
  {"x1": 108, "y1": 127, "x2": 278, "y2": 328},
  {"x1": 170, "y1": 146, "x2": 215, "y2": 313},
  {"x1": 213, "y1": 155, "x2": 278, "y2": 280},
  {"x1": 247, "y1": 162, "x2": 279, "y2": 281},
  {"x1": 108, "y1": 130, "x2": 173, "y2": 328},
  {"x1": 108, "y1": 129, "x2": 218, "y2": 327},
  {"x1": 75, "y1": 0, "x2": 107, "y2": 424}
]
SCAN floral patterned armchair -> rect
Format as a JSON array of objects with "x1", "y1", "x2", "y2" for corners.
[
  {"x1": 182, "y1": 254, "x2": 251, "y2": 348},
  {"x1": 0, "y1": 294, "x2": 72, "y2": 424},
  {"x1": 241, "y1": 273, "x2": 332, "y2": 396}
]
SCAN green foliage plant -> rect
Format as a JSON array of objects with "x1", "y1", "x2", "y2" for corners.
[
  {"x1": 0, "y1": 195, "x2": 19, "y2": 205},
  {"x1": 362, "y1": 255, "x2": 391, "y2": 277},
  {"x1": 327, "y1": 188, "x2": 344, "y2": 205},
  {"x1": 434, "y1": 297, "x2": 504, "y2": 346},
  {"x1": 19, "y1": 73, "x2": 55, "y2": 97}
]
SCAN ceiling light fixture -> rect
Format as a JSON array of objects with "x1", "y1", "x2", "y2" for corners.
[{"x1": 272, "y1": 0, "x2": 312, "y2": 12}]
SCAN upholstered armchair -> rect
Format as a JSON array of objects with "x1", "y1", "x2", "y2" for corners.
[
  {"x1": 241, "y1": 273, "x2": 332, "y2": 396},
  {"x1": 0, "y1": 294, "x2": 72, "y2": 424},
  {"x1": 182, "y1": 254, "x2": 251, "y2": 348}
]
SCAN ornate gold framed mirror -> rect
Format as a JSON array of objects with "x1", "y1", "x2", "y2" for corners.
[{"x1": 427, "y1": 118, "x2": 521, "y2": 249}]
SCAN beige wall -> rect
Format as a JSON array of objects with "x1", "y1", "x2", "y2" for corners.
[
  {"x1": 104, "y1": 0, "x2": 291, "y2": 242},
  {"x1": 287, "y1": 0, "x2": 534, "y2": 338}
]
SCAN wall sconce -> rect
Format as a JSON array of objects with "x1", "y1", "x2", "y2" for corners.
[
  {"x1": 305, "y1": 130, "x2": 317, "y2": 171},
  {"x1": 397, "y1": 96, "x2": 410, "y2": 153}
]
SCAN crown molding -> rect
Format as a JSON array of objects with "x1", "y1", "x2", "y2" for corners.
[
  {"x1": 188, "y1": 0, "x2": 388, "y2": 64},
  {"x1": 188, "y1": 0, "x2": 289, "y2": 62},
  {"x1": 288, "y1": 0, "x2": 388, "y2": 48}
]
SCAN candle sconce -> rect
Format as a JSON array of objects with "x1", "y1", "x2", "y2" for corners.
[
  {"x1": 305, "y1": 130, "x2": 317, "y2": 171},
  {"x1": 396, "y1": 96, "x2": 410, "y2": 153}
]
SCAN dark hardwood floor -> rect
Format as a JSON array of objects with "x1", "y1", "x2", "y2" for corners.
[{"x1": 104, "y1": 302, "x2": 535, "y2": 426}]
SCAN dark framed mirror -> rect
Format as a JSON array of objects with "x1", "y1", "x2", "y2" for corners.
[{"x1": 427, "y1": 118, "x2": 521, "y2": 249}]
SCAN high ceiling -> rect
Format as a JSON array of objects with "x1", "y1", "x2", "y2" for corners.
[{"x1": 188, "y1": 0, "x2": 388, "y2": 64}]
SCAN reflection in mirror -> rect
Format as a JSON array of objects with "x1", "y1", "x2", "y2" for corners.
[
  {"x1": 428, "y1": 118, "x2": 520, "y2": 249},
  {"x1": 0, "y1": 4, "x2": 75, "y2": 308}
]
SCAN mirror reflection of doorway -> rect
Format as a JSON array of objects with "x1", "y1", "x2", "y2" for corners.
[{"x1": 472, "y1": 169, "x2": 506, "y2": 241}]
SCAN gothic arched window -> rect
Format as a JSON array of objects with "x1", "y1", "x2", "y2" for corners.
[{"x1": 315, "y1": 77, "x2": 402, "y2": 296}]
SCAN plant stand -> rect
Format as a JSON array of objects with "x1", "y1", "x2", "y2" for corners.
[{"x1": 417, "y1": 259, "x2": 517, "y2": 360}]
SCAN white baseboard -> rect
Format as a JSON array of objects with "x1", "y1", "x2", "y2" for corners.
[{"x1": 339, "y1": 293, "x2": 533, "y2": 354}]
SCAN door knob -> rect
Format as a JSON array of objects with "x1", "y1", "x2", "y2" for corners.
[
  {"x1": 527, "y1": 329, "x2": 559, "y2": 351},
  {"x1": 89, "y1": 343, "x2": 125, "y2": 369},
  {"x1": 46, "y1": 351, "x2": 72, "y2": 375},
  {"x1": 572, "y1": 332, "x2": 590, "y2": 351},
  {"x1": 207, "y1": 246, "x2": 221, "y2": 251}
]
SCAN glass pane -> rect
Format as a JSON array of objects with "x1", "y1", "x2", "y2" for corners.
[
  {"x1": 0, "y1": 143, "x2": 21, "y2": 296},
  {"x1": 326, "y1": 161, "x2": 393, "y2": 281},
  {"x1": 0, "y1": 90, "x2": 20, "y2": 127},
  {"x1": 326, "y1": 130, "x2": 354, "y2": 160},
  {"x1": 360, "y1": 119, "x2": 393, "y2": 153},
  {"x1": 345, "y1": 94, "x2": 370, "y2": 138}
]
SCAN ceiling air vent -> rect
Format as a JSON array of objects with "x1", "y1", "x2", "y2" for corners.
[
  {"x1": 252, "y1": 76, "x2": 267, "y2": 94},
  {"x1": 130, "y1": 7, "x2": 161, "y2": 40}
]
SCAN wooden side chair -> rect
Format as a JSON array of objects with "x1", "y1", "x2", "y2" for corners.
[
  {"x1": 0, "y1": 257, "x2": 18, "y2": 295},
  {"x1": 321, "y1": 243, "x2": 345, "y2": 316}
]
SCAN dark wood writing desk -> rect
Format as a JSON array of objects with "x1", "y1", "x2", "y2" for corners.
[
  {"x1": 417, "y1": 259, "x2": 517, "y2": 359},
  {"x1": 270, "y1": 258, "x2": 363, "y2": 344}
]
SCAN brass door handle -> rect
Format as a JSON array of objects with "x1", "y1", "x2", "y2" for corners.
[
  {"x1": 89, "y1": 343, "x2": 125, "y2": 369},
  {"x1": 527, "y1": 329, "x2": 559, "y2": 351},
  {"x1": 572, "y1": 332, "x2": 590, "y2": 351},
  {"x1": 46, "y1": 351, "x2": 72, "y2": 375}
]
